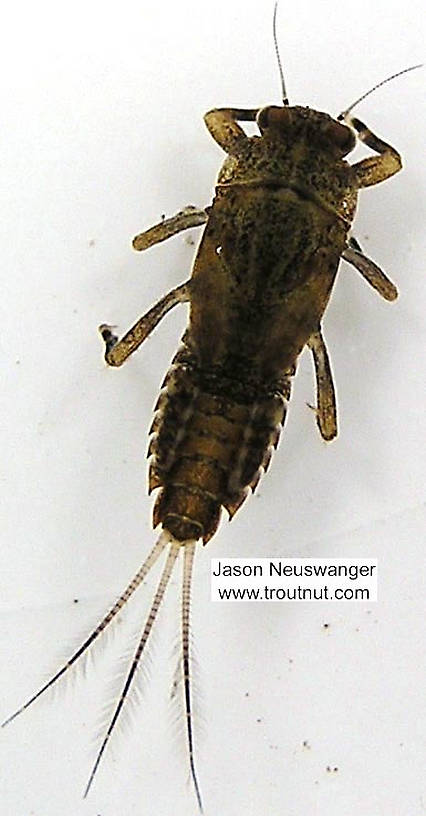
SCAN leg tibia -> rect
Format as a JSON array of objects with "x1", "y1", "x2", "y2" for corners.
[
  {"x1": 308, "y1": 329, "x2": 338, "y2": 441},
  {"x1": 133, "y1": 206, "x2": 208, "y2": 251},
  {"x1": 345, "y1": 115, "x2": 402, "y2": 187},
  {"x1": 204, "y1": 108, "x2": 258, "y2": 152},
  {"x1": 100, "y1": 281, "x2": 190, "y2": 367},
  {"x1": 342, "y1": 245, "x2": 398, "y2": 301}
]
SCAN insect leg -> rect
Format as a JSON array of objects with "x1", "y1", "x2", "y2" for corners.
[
  {"x1": 342, "y1": 245, "x2": 398, "y2": 301},
  {"x1": 99, "y1": 280, "x2": 191, "y2": 367},
  {"x1": 84, "y1": 538, "x2": 181, "y2": 797},
  {"x1": 1, "y1": 532, "x2": 170, "y2": 728},
  {"x1": 204, "y1": 108, "x2": 258, "y2": 152},
  {"x1": 344, "y1": 115, "x2": 402, "y2": 188},
  {"x1": 133, "y1": 206, "x2": 209, "y2": 251},
  {"x1": 307, "y1": 329, "x2": 338, "y2": 441}
]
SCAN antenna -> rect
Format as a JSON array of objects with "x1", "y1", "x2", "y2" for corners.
[
  {"x1": 338, "y1": 64, "x2": 423, "y2": 120},
  {"x1": 273, "y1": 1, "x2": 289, "y2": 106}
]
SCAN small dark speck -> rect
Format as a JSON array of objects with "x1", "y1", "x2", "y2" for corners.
[
  {"x1": 161, "y1": 214, "x2": 166, "y2": 221},
  {"x1": 15, "y1": 359, "x2": 21, "y2": 365},
  {"x1": 326, "y1": 765, "x2": 339, "y2": 773},
  {"x1": 73, "y1": 598, "x2": 79, "y2": 604},
  {"x1": 355, "y1": 627, "x2": 360, "y2": 632},
  {"x1": 88, "y1": 239, "x2": 96, "y2": 247},
  {"x1": 302, "y1": 740, "x2": 311, "y2": 750},
  {"x1": 244, "y1": 691, "x2": 249, "y2": 697},
  {"x1": 269, "y1": 744, "x2": 278, "y2": 750},
  {"x1": 323, "y1": 623, "x2": 330, "y2": 629},
  {"x1": 256, "y1": 718, "x2": 262, "y2": 723}
]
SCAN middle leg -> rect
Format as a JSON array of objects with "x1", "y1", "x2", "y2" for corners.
[
  {"x1": 133, "y1": 205, "x2": 209, "y2": 251},
  {"x1": 342, "y1": 243, "x2": 398, "y2": 301},
  {"x1": 100, "y1": 280, "x2": 190, "y2": 367}
]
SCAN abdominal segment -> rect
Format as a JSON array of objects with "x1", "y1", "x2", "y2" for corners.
[{"x1": 149, "y1": 343, "x2": 293, "y2": 543}]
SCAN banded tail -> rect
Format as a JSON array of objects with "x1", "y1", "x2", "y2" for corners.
[{"x1": 2, "y1": 530, "x2": 204, "y2": 811}]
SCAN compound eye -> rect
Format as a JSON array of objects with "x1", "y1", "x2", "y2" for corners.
[
  {"x1": 256, "y1": 107, "x2": 272, "y2": 130},
  {"x1": 256, "y1": 106, "x2": 290, "y2": 132},
  {"x1": 324, "y1": 120, "x2": 355, "y2": 151}
]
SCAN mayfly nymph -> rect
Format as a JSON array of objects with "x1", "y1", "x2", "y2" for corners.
[{"x1": 3, "y1": 3, "x2": 420, "y2": 810}]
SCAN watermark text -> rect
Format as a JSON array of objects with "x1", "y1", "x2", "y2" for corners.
[{"x1": 211, "y1": 558, "x2": 377, "y2": 602}]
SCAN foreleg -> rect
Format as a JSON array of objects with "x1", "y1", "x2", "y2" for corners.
[
  {"x1": 342, "y1": 115, "x2": 402, "y2": 188},
  {"x1": 204, "y1": 108, "x2": 258, "y2": 152}
]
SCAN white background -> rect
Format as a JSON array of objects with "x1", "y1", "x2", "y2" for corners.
[{"x1": 1, "y1": 1, "x2": 425, "y2": 815}]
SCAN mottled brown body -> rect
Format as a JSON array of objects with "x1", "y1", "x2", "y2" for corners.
[
  {"x1": 150, "y1": 346, "x2": 291, "y2": 541},
  {"x1": 90, "y1": 99, "x2": 401, "y2": 806},
  {"x1": 144, "y1": 104, "x2": 398, "y2": 544}
]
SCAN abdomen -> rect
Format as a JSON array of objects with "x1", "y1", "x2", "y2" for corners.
[{"x1": 149, "y1": 343, "x2": 292, "y2": 542}]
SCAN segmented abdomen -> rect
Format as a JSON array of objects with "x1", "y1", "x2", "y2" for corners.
[{"x1": 149, "y1": 340, "x2": 292, "y2": 542}]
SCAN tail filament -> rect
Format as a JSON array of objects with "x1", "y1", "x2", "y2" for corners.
[
  {"x1": 83, "y1": 538, "x2": 181, "y2": 797},
  {"x1": 1, "y1": 533, "x2": 169, "y2": 728},
  {"x1": 181, "y1": 541, "x2": 203, "y2": 811}
]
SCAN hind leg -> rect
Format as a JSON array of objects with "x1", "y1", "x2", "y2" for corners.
[{"x1": 307, "y1": 328, "x2": 338, "y2": 441}]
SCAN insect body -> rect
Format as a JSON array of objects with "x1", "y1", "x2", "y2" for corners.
[
  {"x1": 105, "y1": 102, "x2": 401, "y2": 547},
  {"x1": 4, "y1": 33, "x2": 416, "y2": 814}
]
